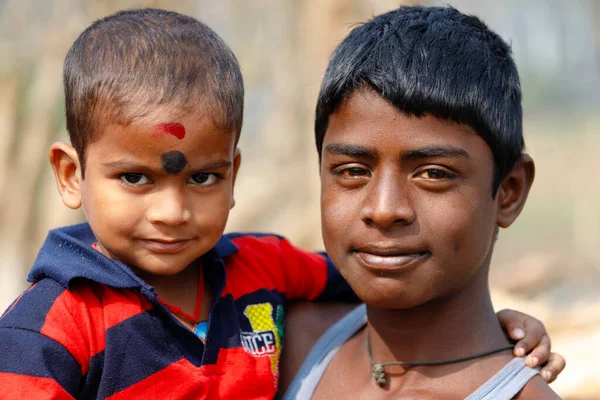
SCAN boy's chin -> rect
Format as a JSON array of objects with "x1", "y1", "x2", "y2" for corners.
[
  {"x1": 127, "y1": 256, "x2": 198, "y2": 277},
  {"x1": 352, "y1": 282, "x2": 439, "y2": 310}
]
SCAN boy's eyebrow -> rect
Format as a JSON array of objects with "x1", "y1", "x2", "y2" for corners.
[
  {"x1": 323, "y1": 143, "x2": 470, "y2": 161},
  {"x1": 102, "y1": 160, "x2": 146, "y2": 170},
  {"x1": 194, "y1": 159, "x2": 233, "y2": 170},
  {"x1": 102, "y1": 159, "x2": 233, "y2": 170},
  {"x1": 401, "y1": 146, "x2": 470, "y2": 161},
  {"x1": 324, "y1": 143, "x2": 376, "y2": 158}
]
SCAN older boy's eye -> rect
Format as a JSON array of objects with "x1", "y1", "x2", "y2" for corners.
[
  {"x1": 417, "y1": 168, "x2": 453, "y2": 180},
  {"x1": 333, "y1": 167, "x2": 371, "y2": 178},
  {"x1": 120, "y1": 173, "x2": 149, "y2": 185},
  {"x1": 189, "y1": 173, "x2": 218, "y2": 186}
]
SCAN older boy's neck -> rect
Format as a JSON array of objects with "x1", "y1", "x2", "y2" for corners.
[{"x1": 365, "y1": 265, "x2": 509, "y2": 364}]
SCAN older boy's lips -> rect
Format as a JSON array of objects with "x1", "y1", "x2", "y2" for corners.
[
  {"x1": 140, "y1": 238, "x2": 193, "y2": 253},
  {"x1": 351, "y1": 247, "x2": 430, "y2": 273}
]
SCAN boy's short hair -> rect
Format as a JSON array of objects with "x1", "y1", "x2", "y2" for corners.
[
  {"x1": 64, "y1": 8, "x2": 244, "y2": 174},
  {"x1": 315, "y1": 6, "x2": 522, "y2": 194}
]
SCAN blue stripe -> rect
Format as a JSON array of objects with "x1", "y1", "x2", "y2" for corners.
[
  {"x1": 79, "y1": 350, "x2": 105, "y2": 399},
  {"x1": 96, "y1": 308, "x2": 195, "y2": 398},
  {"x1": 0, "y1": 327, "x2": 81, "y2": 397},
  {"x1": 0, "y1": 279, "x2": 65, "y2": 333}
]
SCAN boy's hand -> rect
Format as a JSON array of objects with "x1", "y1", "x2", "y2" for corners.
[{"x1": 497, "y1": 308, "x2": 566, "y2": 383}]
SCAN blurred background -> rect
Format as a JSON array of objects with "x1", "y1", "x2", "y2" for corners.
[{"x1": 0, "y1": 0, "x2": 598, "y2": 397}]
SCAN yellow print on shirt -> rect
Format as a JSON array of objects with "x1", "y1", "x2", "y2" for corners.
[{"x1": 241, "y1": 303, "x2": 284, "y2": 380}]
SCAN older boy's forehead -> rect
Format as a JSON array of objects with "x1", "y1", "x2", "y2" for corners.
[
  {"x1": 329, "y1": 90, "x2": 471, "y2": 134},
  {"x1": 322, "y1": 91, "x2": 493, "y2": 166}
]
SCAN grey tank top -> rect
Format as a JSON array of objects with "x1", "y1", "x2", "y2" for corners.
[{"x1": 283, "y1": 305, "x2": 539, "y2": 400}]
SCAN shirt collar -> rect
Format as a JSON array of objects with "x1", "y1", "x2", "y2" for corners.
[{"x1": 28, "y1": 222, "x2": 238, "y2": 290}]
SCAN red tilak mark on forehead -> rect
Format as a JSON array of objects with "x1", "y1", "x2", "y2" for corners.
[{"x1": 153, "y1": 122, "x2": 186, "y2": 139}]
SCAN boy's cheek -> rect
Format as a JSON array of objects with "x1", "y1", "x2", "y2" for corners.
[
  {"x1": 423, "y1": 198, "x2": 495, "y2": 258},
  {"x1": 193, "y1": 194, "x2": 232, "y2": 227},
  {"x1": 82, "y1": 189, "x2": 138, "y2": 231}
]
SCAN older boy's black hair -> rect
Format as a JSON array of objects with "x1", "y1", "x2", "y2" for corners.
[
  {"x1": 64, "y1": 8, "x2": 244, "y2": 175},
  {"x1": 315, "y1": 6, "x2": 523, "y2": 194}
]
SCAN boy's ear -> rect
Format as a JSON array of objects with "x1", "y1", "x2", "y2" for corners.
[
  {"x1": 496, "y1": 154, "x2": 535, "y2": 228},
  {"x1": 49, "y1": 142, "x2": 83, "y2": 210},
  {"x1": 230, "y1": 148, "x2": 242, "y2": 209}
]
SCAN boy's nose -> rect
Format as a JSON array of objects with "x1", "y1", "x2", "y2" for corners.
[
  {"x1": 360, "y1": 174, "x2": 416, "y2": 229},
  {"x1": 145, "y1": 188, "x2": 192, "y2": 226}
]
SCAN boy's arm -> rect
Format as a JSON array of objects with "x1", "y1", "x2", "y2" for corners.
[{"x1": 239, "y1": 234, "x2": 357, "y2": 302}]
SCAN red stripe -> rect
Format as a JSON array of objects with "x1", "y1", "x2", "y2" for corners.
[
  {"x1": 205, "y1": 346, "x2": 277, "y2": 399},
  {"x1": 40, "y1": 284, "x2": 152, "y2": 375},
  {"x1": 222, "y1": 236, "x2": 328, "y2": 300},
  {"x1": 101, "y1": 286, "x2": 153, "y2": 330},
  {"x1": 220, "y1": 236, "x2": 284, "y2": 299},
  {"x1": 0, "y1": 372, "x2": 74, "y2": 399},
  {"x1": 106, "y1": 347, "x2": 276, "y2": 399},
  {"x1": 106, "y1": 359, "x2": 208, "y2": 400}
]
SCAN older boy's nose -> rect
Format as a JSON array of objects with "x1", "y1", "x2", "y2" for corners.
[
  {"x1": 360, "y1": 175, "x2": 415, "y2": 228},
  {"x1": 146, "y1": 188, "x2": 192, "y2": 226}
]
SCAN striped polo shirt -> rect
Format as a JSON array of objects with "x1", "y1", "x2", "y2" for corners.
[{"x1": 0, "y1": 223, "x2": 354, "y2": 399}]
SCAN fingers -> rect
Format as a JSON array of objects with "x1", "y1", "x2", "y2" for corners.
[
  {"x1": 496, "y1": 308, "x2": 548, "y2": 364},
  {"x1": 539, "y1": 352, "x2": 566, "y2": 383},
  {"x1": 497, "y1": 308, "x2": 528, "y2": 345},
  {"x1": 524, "y1": 334, "x2": 551, "y2": 368}
]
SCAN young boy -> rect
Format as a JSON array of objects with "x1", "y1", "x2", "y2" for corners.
[
  {"x1": 0, "y1": 9, "x2": 355, "y2": 399},
  {"x1": 0, "y1": 7, "x2": 561, "y2": 400},
  {"x1": 284, "y1": 5, "x2": 561, "y2": 399}
]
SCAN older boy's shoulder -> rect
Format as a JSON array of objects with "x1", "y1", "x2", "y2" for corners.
[
  {"x1": 278, "y1": 301, "x2": 358, "y2": 395},
  {"x1": 516, "y1": 375, "x2": 562, "y2": 399}
]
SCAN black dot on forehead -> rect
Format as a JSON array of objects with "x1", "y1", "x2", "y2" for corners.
[{"x1": 161, "y1": 151, "x2": 187, "y2": 175}]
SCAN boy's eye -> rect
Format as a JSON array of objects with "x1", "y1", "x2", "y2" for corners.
[
  {"x1": 120, "y1": 173, "x2": 149, "y2": 185},
  {"x1": 416, "y1": 168, "x2": 454, "y2": 180},
  {"x1": 189, "y1": 173, "x2": 218, "y2": 186},
  {"x1": 333, "y1": 166, "x2": 371, "y2": 178}
]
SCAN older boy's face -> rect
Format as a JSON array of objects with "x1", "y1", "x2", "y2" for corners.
[
  {"x1": 79, "y1": 107, "x2": 240, "y2": 275},
  {"x1": 320, "y1": 89, "x2": 500, "y2": 308}
]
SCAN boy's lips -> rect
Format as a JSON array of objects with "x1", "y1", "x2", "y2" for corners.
[
  {"x1": 139, "y1": 238, "x2": 194, "y2": 253},
  {"x1": 350, "y1": 245, "x2": 430, "y2": 273}
]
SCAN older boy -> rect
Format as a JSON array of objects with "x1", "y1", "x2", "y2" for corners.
[
  {"x1": 0, "y1": 7, "x2": 561, "y2": 400},
  {"x1": 284, "y1": 5, "x2": 561, "y2": 399}
]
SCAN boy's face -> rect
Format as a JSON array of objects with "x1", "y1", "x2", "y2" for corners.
[
  {"x1": 319, "y1": 89, "x2": 531, "y2": 308},
  {"x1": 52, "y1": 106, "x2": 240, "y2": 275}
]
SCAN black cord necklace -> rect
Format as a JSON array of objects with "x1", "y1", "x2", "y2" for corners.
[{"x1": 365, "y1": 329, "x2": 513, "y2": 387}]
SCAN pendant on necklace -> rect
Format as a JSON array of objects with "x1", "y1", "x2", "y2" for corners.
[
  {"x1": 194, "y1": 321, "x2": 208, "y2": 343},
  {"x1": 372, "y1": 363, "x2": 387, "y2": 387}
]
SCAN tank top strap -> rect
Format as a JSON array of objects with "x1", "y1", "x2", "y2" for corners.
[
  {"x1": 282, "y1": 304, "x2": 367, "y2": 400},
  {"x1": 465, "y1": 357, "x2": 540, "y2": 400}
]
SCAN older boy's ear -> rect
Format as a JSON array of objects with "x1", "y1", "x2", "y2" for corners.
[
  {"x1": 230, "y1": 148, "x2": 242, "y2": 209},
  {"x1": 496, "y1": 154, "x2": 535, "y2": 228},
  {"x1": 49, "y1": 142, "x2": 82, "y2": 210}
]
